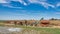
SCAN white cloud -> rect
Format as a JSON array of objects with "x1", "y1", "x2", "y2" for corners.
[
  {"x1": 0, "y1": 0, "x2": 26, "y2": 8},
  {"x1": 28, "y1": 0, "x2": 47, "y2": 3},
  {"x1": 39, "y1": 2, "x2": 55, "y2": 9},
  {"x1": 28, "y1": 0, "x2": 38, "y2": 3},
  {"x1": 28, "y1": 0, "x2": 55, "y2": 9},
  {"x1": 0, "y1": 0, "x2": 55, "y2": 9},
  {"x1": 0, "y1": 0, "x2": 7, "y2": 3},
  {"x1": 56, "y1": 2, "x2": 60, "y2": 7},
  {"x1": 12, "y1": 0, "x2": 27, "y2": 6},
  {"x1": 23, "y1": 3, "x2": 27, "y2": 5},
  {"x1": 2, "y1": 4, "x2": 23, "y2": 8},
  {"x1": 55, "y1": 12, "x2": 60, "y2": 14},
  {"x1": 12, "y1": 0, "x2": 23, "y2": 3}
]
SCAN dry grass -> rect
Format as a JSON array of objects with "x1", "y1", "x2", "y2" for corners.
[
  {"x1": 0, "y1": 20, "x2": 60, "y2": 34},
  {"x1": 50, "y1": 20, "x2": 60, "y2": 26}
]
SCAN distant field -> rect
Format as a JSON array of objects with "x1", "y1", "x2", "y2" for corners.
[
  {"x1": 0, "y1": 20, "x2": 60, "y2": 34},
  {"x1": 50, "y1": 20, "x2": 60, "y2": 26}
]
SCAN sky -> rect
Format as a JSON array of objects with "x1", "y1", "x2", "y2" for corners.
[{"x1": 0, "y1": 0, "x2": 60, "y2": 20}]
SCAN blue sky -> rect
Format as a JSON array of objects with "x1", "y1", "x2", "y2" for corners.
[{"x1": 0, "y1": 0, "x2": 60, "y2": 20}]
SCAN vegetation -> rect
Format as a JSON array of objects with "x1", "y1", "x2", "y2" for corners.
[
  {"x1": 0, "y1": 26, "x2": 60, "y2": 34},
  {"x1": 0, "y1": 19, "x2": 60, "y2": 34}
]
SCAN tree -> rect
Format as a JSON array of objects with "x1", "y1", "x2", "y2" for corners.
[
  {"x1": 40, "y1": 17, "x2": 44, "y2": 20},
  {"x1": 50, "y1": 18, "x2": 55, "y2": 20}
]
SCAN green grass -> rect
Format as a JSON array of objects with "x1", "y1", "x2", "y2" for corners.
[
  {"x1": 19, "y1": 26, "x2": 60, "y2": 34},
  {"x1": 11, "y1": 25, "x2": 60, "y2": 34},
  {"x1": 0, "y1": 23, "x2": 60, "y2": 34}
]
